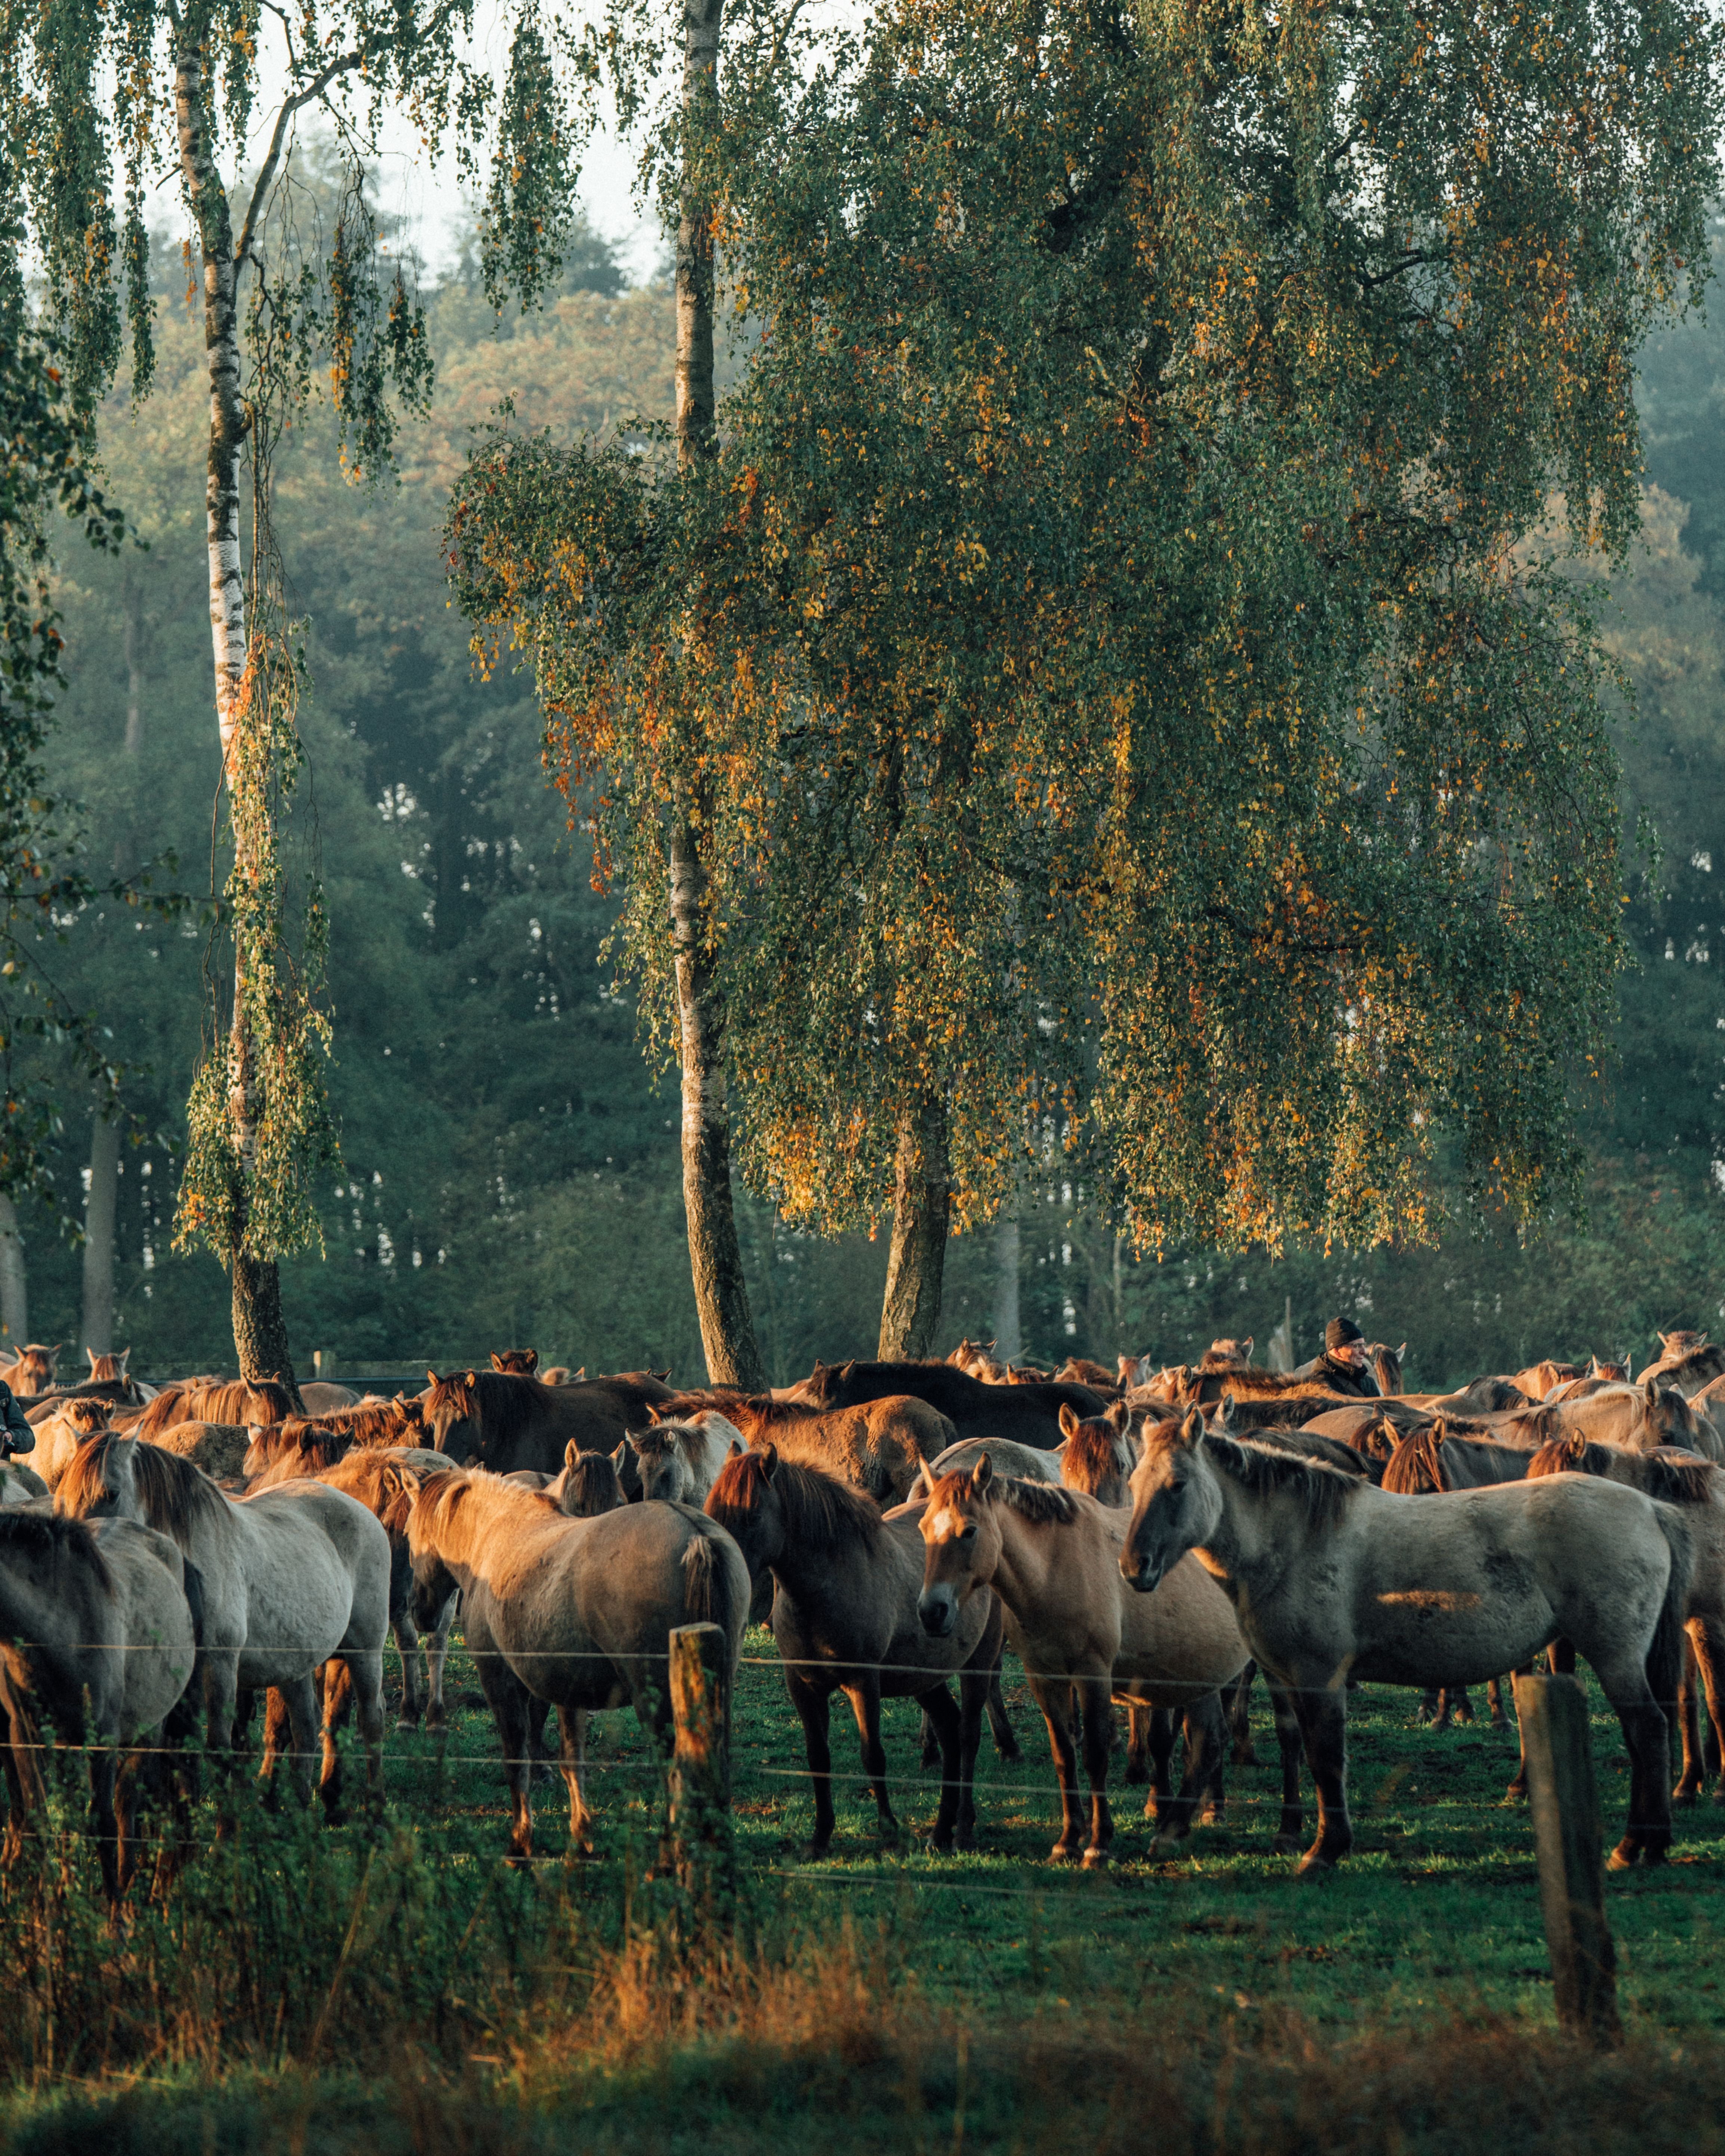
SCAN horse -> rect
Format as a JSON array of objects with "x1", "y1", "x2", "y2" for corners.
[
  {"x1": 1057, "y1": 1404, "x2": 1137, "y2": 1507},
  {"x1": 706, "y1": 1447, "x2": 1001, "y2": 1856},
  {"x1": 136, "y1": 1379, "x2": 293, "y2": 1440},
  {"x1": 948, "y1": 1339, "x2": 1007, "y2": 1382},
  {"x1": 299, "y1": 1382, "x2": 360, "y2": 1415},
  {"x1": 917, "y1": 1454, "x2": 1249, "y2": 1865},
  {"x1": 1367, "y1": 1342, "x2": 1407, "y2": 1395},
  {"x1": 548, "y1": 1444, "x2": 629, "y2": 1517},
  {"x1": 1197, "y1": 1338, "x2": 1255, "y2": 1372},
  {"x1": 21, "y1": 1397, "x2": 111, "y2": 1486},
  {"x1": 492, "y1": 1349, "x2": 540, "y2": 1375},
  {"x1": 1402, "y1": 1377, "x2": 1532, "y2": 1416},
  {"x1": 55, "y1": 1433, "x2": 392, "y2": 1816},
  {"x1": 404, "y1": 1465, "x2": 748, "y2": 1860},
  {"x1": 1055, "y1": 1358, "x2": 1122, "y2": 1395},
  {"x1": 83, "y1": 1348, "x2": 132, "y2": 1385},
  {"x1": 1508, "y1": 1381, "x2": 1714, "y2": 1460},
  {"x1": 1512, "y1": 1361, "x2": 1580, "y2": 1401},
  {"x1": 792, "y1": 1358, "x2": 1103, "y2": 1452},
  {"x1": 1119, "y1": 1411, "x2": 1691, "y2": 1872},
  {"x1": 423, "y1": 1368, "x2": 662, "y2": 1477},
  {"x1": 1637, "y1": 1331, "x2": 1725, "y2": 1396},
  {"x1": 691, "y1": 1392, "x2": 951, "y2": 1506},
  {"x1": 241, "y1": 1397, "x2": 426, "y2": 1480},
  {"x1": 2, "y1": 1345, "x2": 63, "y2": 1397},
  {"x1": 1528, "y1": 1437, "x2": 1725, "y2": 1803},
  {"x1": 628, "y1": 1414, "x2": 742, "y2": 1505},
  {"x1": 0, "y1": 1509, "x2": 199, "y2": 1898}
]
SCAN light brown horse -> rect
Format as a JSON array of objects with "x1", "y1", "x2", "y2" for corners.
[
  {"x1": 1636, "y1": 1331, "x2": 1725, "y2": 1396},
  {"x1": 404, "y1": 1465, "x2": 748, "y2": 1859},
  {"x1": 1528, "y1": 1437, "x2": 1725, "y2": 1803},
  {"x1": 1121, "y1": 1413, "x2": 1691, "y2": 1873},
  {"x1": 2, "y1": 1345, "x2": 62, "y2": 1397},
  {"x1": 136, "y1": 1379, "x2": 293, "y2": 1440},
  {"x1": 695, "y1": 1393, "x2": 952, "y2": 1506},
  {"x1": 1509, "y1": 1382, "x2": 1714, "y2": 1460},
  {"x1": 917, "y1": 1456, "x2": 1248, "y2": 1865},
  {"x1": 628, "y1": 1414, "x2": 742, "y2": 1506},
  {"x1": 706, "y1": 1447, "x2": 1001, "y2": 1855}
]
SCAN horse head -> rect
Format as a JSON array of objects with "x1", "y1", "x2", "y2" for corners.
[
  {"x1": 917, "y1": 1454, "x2": 1004, "y2": 1638},
  {"x1": 490, "y1": 1348, "x2": 539, "y2": 1376},
  {"x1": 424, "y1": 1371, "x2": 483, "y2": 1462},
  {"x1": 1120, "y1": 1409, "x2": 1216, "y2": 1594},
  {"x1": 54, "y1": 1431, "x2": 141, "y2": 1522},
  {"x1": 702, "y1": 1442, "x2": 788, "y2": 1583}
]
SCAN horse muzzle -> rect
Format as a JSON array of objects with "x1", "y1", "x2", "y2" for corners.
[
  {"x1": 918, "y1": 1587, "x2": 958, "y2": 1638},
  {"x1": 1119, "y1": 1548, "x2": 1168, "y2": 1595}
]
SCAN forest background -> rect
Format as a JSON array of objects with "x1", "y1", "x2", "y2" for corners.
[{"x1": 21, "y1": 195, "x2": 1725, "y2": 1392}]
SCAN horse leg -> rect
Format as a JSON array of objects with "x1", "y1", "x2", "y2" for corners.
[
  {"x1": 1226, "y1": 1662, "x2": 1258, "y2": 1765},
  {"x1": 1078, "y1": 1677, "x2": 1114, "y2": 1868},
  {"x1": 424, "y1": 1593, "x2": 457, "y2": 1734},
  {"x1": 274, "y1": 1673, "x2": 322, "y2": 1808},
  {"x1": 556, "y1": 1705, "x2": 591, "y2": 1849},
  {"x1": 1676, "y1": 1631, "x2": 1705, "y2": 1805},
  {"x1": 336, "y1": 1647, "x2": 386, "y2": 1816},
  {"x1": 1598, "y1": 1668, "x2": 1674, "y2": 1869},
  {"x1": 1288, "y1": 1682, "x2": 1352, "y2": 1873},
  {"x1": 787, "y1": 1672, "x2": 836, "y2": 1858},
  {"x1": 392, "y1": 1609, "x2": 424, "y2": 1730},
  {"x1": 845, "y1": 1675, "x2": 899, "y2": 1843},
  {"x1": 1265, "y1": 1677, "x2": 1305, "y2": 1853},
  {"x1": 1125, "y1": 1703, "x2": 1151, "y2": 1787},
  {"x1": 1145, "y1": 1707, "x2": 1175, "y2": 1824},
  {"x1": 955, "y1": 1668, "x2": 989, "y2": 1853},
  {"x1": 1031, "y1": 1678, "x2": 1087, "y2": 1861},
  {"x1": 1155, "y1": 1692, "x2": 1226, "y2": 1852},
  {"x1": 481, "y1": 1662, "x2": 535, "y2": 1864},
  {"x1": 1419, "y1": 1688, "x2": 1440, "y2": 1726},
  {"x1": 1451, "y1": 1687, "x2": 1475, "y2": 1725},
  {"x1": 919, "y1": 1683, "x2": 963, "y2": 1853},
  {"x1": 986, "y1": 1660, "x2": 1022, "y2": 1762},
  {"x1": 259, "y1": 1685, "x2": 293, "y2": 1809},
  {"x1": 1487, "y1": 1676, "x2": 1507, "y2": 1729},
  {"x1": 1193, "y1": 1691, "x2": 1227, "y2": 1825},
  {"x1": 1689, "y1": 1621, "x2": 1725, "y2": 1803},
  {"x1": 1549, "y1": 1638, "x2": 1577, "y2": 1675},
  {"x1": 318, "y1": 1659, "x2": 355, "y2": 1823},
  {"x1": 89, "y1": 1743, "x2": 120, "y2": 1906},
  {"x1": 919, "y1": 1706, "x2": 940, "y2": 1770}
]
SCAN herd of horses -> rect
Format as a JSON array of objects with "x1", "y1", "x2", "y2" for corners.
[{"x1": 1, "y1": 1326, "x2": 1723, "y2": 1893}]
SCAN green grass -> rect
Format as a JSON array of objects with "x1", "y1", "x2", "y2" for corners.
[{"x1": 5, "y1": 1628, "x2": 1725, "y2": 2153}]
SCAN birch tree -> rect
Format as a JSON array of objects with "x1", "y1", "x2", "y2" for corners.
[{"x1": 4, "y1": 0, "x2": 590, "y2": 1382}]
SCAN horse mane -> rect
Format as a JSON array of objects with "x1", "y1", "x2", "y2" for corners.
[
  {"x1": 1528, "y1": 1436, "x2": 1719, "y2": 1505},
  {"x1": 726, "y1": 1397, "x2": 823, "y2": 1430},
  {"x1": 0, "y1": 1506, "x2": 112, "y2": 1589},
  {"x1": 1382, "y1": 1426, "x2": 1451, "y2": 1495},
  {"x1": 194, "y1": 1379, "x2": 293, "y2": 1427},
  {"x1": 59, "y1": 1433, "x2": 229, "y2": 1545},
  {"x1": 706, "y1": 1449, "x2": 884, "y2": 1553},
  {"x1": 249, "y1": 1420, "x2": 354, "y2": 1472},
  {"x1": 630, "y1": 1419, "x2": 709, "y2": 1462},
  {"x1": 1058, "y1": 1422, "x2": 1131, "y2": 1497},
  {"x1": 563, "y1": 1451, "x2": 623, "y2": 1516},
  {"x1": 925, "y1": 1466, "x2": 1080, "y2": 1524},
  {"x1": 1201, "y1": 1432, "x2": 1359, "y2": 1528},
  {"x1": 415, "y1": 1464, "x2": 560, "y2": 1535}
]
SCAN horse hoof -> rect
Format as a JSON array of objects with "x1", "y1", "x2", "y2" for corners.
[
  {"x1": 995, "y1": 1736, "x2": 1023, "y2": 1763},
  {"x1": 955, "y1": 1830, "x2": 977, "y2": 1854},
  {"x1": 1200, "y1": 1804, "x2": 1225, "y2": 1827},
  {"x1": 1081, "y1": 1845, "x2": 1111, "y2": 1870},
  {"x1": 1503, "y1": 1781, "x2": 1528, "y2": 1805},
  {"x1": 1149, "y1": 1835, "x2": 1185, "y2": 1860},
  {"x1": 920, "y1": 1750, "x2": 940, "y2": 1771},
  {"x1": 1489, "y1": 1712, "x2": 1509, "y2": 1730},
  {"x1": 1607, "y1": 1840, "x2": 1641, "y2": 1872},
  {"x1": 1674, "y1": 1784, "x2": 1701, "y2": 1808},
  {"x1": 1232, "y1": 1746, "x2": 1259, "y2": 1767},
  {"x1": 1272, "y1": 1833, "x2": 1302, "y2": 1856},
  {"x1": 1296, "y1": 1853, "x2": 1335, "y2": 1879},
  {"x1": 1050, "y1": 1841, "x2": 1081, "y2": 1863},
  {"x1": 1124, "y1": 1761, "x2": 1149, "y2": 1787}
]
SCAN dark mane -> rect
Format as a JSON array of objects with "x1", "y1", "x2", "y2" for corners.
[
  {"x1": 1382, "y1": 1427, "x2": 1451, "y2": 1495},
  {"x1": 0, "y1": 1507, "x2": 112, "y2": 1587},
  {"x1": 706, "y1": 1450, "x2": 884, "y2": 1554},
  {"x1": 562, "y1": 1451, "x2": 623, "y2": 1516},
  {"x1": 1201, "y1": 1432, "x2": 1359, "y2": 1529},
  {"x1": 58, "y1": 1433, "x2": 230, "y2": 1547},
  {"x1": 1529, "y1": 1437, "x2": 1719, "y2": 1505}
]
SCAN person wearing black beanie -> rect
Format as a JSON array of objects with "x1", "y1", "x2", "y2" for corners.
[{"x1": 1290, "y1": 1316, "x2": 1380, "y2": 1397}]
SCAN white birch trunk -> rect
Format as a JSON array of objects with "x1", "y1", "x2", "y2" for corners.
[{"x1": 82, "y1": 1112, "x2": 118, "y2": 1356}]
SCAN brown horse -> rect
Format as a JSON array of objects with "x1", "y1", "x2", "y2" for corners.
[
  {"x1": 1198, "y1": 1338, "x2": 1255, "y2": 1371},
  {"x1": 136, "y1": 1379, "x2": 293, "y2": 1440},
  {"x1": 1509, "y1": 1382, "x2": 1714, "y2": 1460},
  {"x1": 242, "y1": 1397, "x2": 427, "y2": 1478},
  {"x1": 1057, "y1": 1404, "x2": 1136, "y2": 1507},
  {"x1": 423, "y1": 1368, "x2": 662, "y2": 1477},
  {"x1": 695, "y1": 1393, "x2": 951, "y2": 1506},
  {"x1": 918, "y1": 1456, "x2": 1248, "y2": 1864},
  {"x1": 1512, "y1": 1360, "x2": 1580, "y2": 1401},
  {"x1": 1528, "y1": 1437, "x2": 1725, "y2": 1803},
  {"x1": 1055, "y1": 1358, "x2": 1122, "y2": 1394},
  {"x1": 1636, "y1": 1331, "x2": 1725, "y2": 1396},
  {"x1": 1121, "y1": 1414, "x2": 1691, "y2": 1872},
  {"x1": 491, "y1": 1349, "x2": 540, "y2": 1375},
  {"x1": 404, "y1": 1466, "x2": 748, "y2": 1858},
  {"x1": 1367, "y1": 1342, "x2": 1407, "y2": 1395},
  {"x1": 793, "y1": 1358, "x2": 1102, "y2": 1452},
  {"x1": 2, "y1": 1345, "x2": 63, "y2": 1397},
  {"x1": 706, "y1": 1447, "x2": 1001, "y2": 1855}
]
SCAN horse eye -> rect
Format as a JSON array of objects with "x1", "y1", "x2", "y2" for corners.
[{"x1": 960, "y1": 1521, "x2": 977, "y2": 1541}]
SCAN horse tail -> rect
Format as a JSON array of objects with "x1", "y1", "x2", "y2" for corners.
[
  {"x1": 1648, "y1": 1508, "x2": 1694, "y2": 1724},
  {"x1": 682, "y1": 1525, "x2": 734, "y2": 1640},
  {"x1": 181, "y1": 1557, "x2": 208, "y2": 1648}
]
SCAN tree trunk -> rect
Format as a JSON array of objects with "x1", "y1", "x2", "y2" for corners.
[
  {"x1": 668, "y1": 0, "x2": 764, "y2": 1391},
  {"x1": 82, "y1": 1111, "x2": 118, "y2": 1357},
  {"x1": 175, "y1": 27, "x2": 296, "y2": 1397},
  {"x1": 994, "y1": 1210, "x2": 1022, "y2": 1364},
  {"x1": 123, "y1": 565, "x2": 144, "y2": 755},
  {"x1": 671, "y1": 811, "x2": 765, "y2": 1391},
  {"x1": 879, "y1": 1097, "x2": 951, "y2": 1361},
  {"x1": 0, "y1": 1196, "x2": 27, "y2": 1349}
]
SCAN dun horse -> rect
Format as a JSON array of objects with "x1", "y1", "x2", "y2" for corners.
[{"x1": 1121, "y1": 1412, "x2": 1691, "y2": 1872}]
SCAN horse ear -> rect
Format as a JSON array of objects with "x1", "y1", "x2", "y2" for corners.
[
  {"x1": 970, "y1": 1450, "x2": 994, "y2": 1495},
  {"x1": 1396, "y1": 1342, "x2": 1407, "y2": 1357},
  {"x1": 646, "y1": 1405, "x2": 664, "y2": 1424},
  {"x1": 909, "y1": 1462, "x2": 932, "y2": 1500},
  {"x1": 625, "y1": 1432, "x2": 643, "y2": 1458},
  {"x1": 1106, "y1": 1397, "x2": 1130, "y2": 1432},
  {"x1": 1242, "y1": 1337, "x2": 1253, "y2": 1358},
  {"x1": 839, "y1": 1360, "x2": 856, "y2": 1381},
  {"x1": 1567, "y1": 1432, "x2": 1587, "y2": 1461},
  {"x1": 727, "y1": 1438, "x2": 743, "y2": 1458},
  {"x1": 1430, "y1": 1418, "x2": 1446, "y2": 1445},
  {"x1": 427, "y1": 1370, "x2": 439, "y2": 1389},
  {"x1": 465, "y1": 1372, "x2": 477, "y2": 1388},
  {"x1": 566, "y1": 1439, "x2": 581, "y2": 1468},
  {"x1": 86, "y1": 1348, "x2": 98, "y2": 1375},
  {"x1": 760, "y1": 1443, "x2": 779, "y2": 1480},
  {"x1": 490, "y1": 1353, "x2": 505, "y2": 1372},
  {"x1": 1646, "y1": 1375, "x2": 1661, "y2": 1406},
  {"x1": 1178, "y1": 1409, "x2": 1204, "y2": 1448},
  {"x1": 612, "y1": 1441, "x2": 627, "y2": 1471},
  {"x1": 1057, "y1": 1402, "x2": 1080, "y2": 1441}
]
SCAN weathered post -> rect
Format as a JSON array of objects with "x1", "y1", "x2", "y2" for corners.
[
  {"x1": 1512, "y1": 1671, "x2": 1622, "y2": 2045},
  {"x1": 667, "y1": 1622, "x2": 734, "y2": 1915}
]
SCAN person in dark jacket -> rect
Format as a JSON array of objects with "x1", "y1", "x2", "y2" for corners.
[
  {"x1": 0, "y1": 1372, "x2": 34, "y2": 1455},
  {"x1": 1290, "y1": 1317, "x2": 1381, "y2": 1398}
]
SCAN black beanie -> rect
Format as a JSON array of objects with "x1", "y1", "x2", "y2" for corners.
[{"x1": 1326, "y1": 1317, "x2": 1364, "y2": 1351}]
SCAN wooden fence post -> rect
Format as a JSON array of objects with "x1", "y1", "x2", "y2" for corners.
[
  {"x1": 667, "y1": 1621, "x2": 734, "y2": 1914},
  {"x1": 1512, "y1": 1671, "x2": 1622, "y2": 2046}
]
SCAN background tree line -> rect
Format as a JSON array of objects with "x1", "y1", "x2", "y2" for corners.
[{"x1": 14, "y1": 176, "x2": 1725, "y2": 1393}]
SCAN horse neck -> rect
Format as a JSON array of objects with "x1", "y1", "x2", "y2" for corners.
[
  {"x1": 985, "y1": 1502, "x2": 1069, "y2": 1616},
  {"x1": 1191, "y1": 1455, "x2": 1267, "y2": 1577},
  {"x1": 433, "y1": 1479, "x2": 553, "y2": 1582}
]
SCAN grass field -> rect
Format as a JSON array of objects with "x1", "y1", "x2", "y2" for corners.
[{"x1": 6, "y1": 1628, "x2": 1725, "y2": 2153}]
